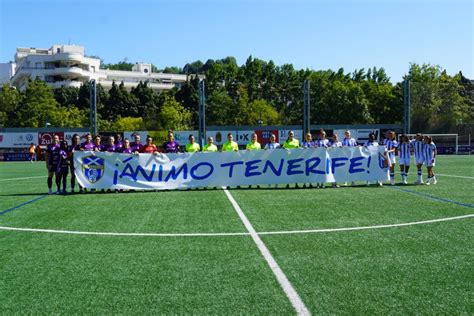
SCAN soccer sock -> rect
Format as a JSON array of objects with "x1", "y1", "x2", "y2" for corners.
[
  {"x1": 390, "y1": 172, "x2": 394, "y2": 180},
  {"x1": 417, "y1": 169, "x2": 422, "y2": 181},
  {"x1": 47, "y1": 176, "x2": 53, "y2": 189},
  {"x1": 62, "y1": 174, "x2": 67, "y2": 191},
  {"x1": 71, "y1": 175, "x2": 75, "y2": 189},
  {"x1": 55, "y1": 176, "x2": 60, "y2": 191}
]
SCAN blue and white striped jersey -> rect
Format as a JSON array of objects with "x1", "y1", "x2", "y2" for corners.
[
  {"x1": 264, "y1": 142, "x2": 281, "y2": 149},
  {"x1": 364, "y1": 140, "x2": 379, "y2": 147},
  {"x1": 384, "y1": 139, "x2": 398, "y2": 158},
  {"x1": 302, "y1": 141, "x2": 315, "y2": 148},
  {"x1": 398, "y1": 142, "x2": 411, "y2": 159},
  {"x1": 315, "y1": 139, "x2": 330, "y2": 148},
  {"x1": 423, "y1": 142, "x2": 437, "y2": 162},
  {"x1": 412, "y1": 140, "x2": 425, "y2": 161},
  {"x1": 330, "y1": 141, "x2": 342, "y2": 147},
  {"x1": 342, "y1": 137, "x2": 357, "y2": 147}
]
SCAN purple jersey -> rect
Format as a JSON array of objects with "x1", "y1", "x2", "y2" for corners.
[
  {"x1": 93, "y1": 143, "x2": 104, "y2": 151},
  {"x1": 114, "y1": 140, "x2": 123, "y2": 151},
  {"x1": 68, "y1": 144, "x2": 81, "y2": 167},
  {"x1": 121, "y1": 147, "x2": 133, "y2": 154},
  {"x1": 102, "y1": 144, "x2": 117, "y2": 152},
  {"x1": 46, "y1": 143, "x2": 61, "y2": 165},
  {"x1": 81, "y1": 141, "x2": 95, "y2": 151},
  {"x1": 56, "y1": 150, "x2": 70, "y2": 173},
  {"x1": 163, "y1": 141, "x2": 180, "y2": 153},
  {"x1": 130, "y1": 142, "x2": 143, "y2": 153}
]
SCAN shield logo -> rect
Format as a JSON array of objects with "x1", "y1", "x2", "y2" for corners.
[{"x1": 82, "y1": 155, "x2": 105, "y2": 183}]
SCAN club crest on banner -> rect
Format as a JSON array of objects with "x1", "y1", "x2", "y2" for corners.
[{"x1": 82, "y1": 155, "x2": 105, "y2": 183}]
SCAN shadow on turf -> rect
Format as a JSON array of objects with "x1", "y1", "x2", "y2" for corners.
[{"x1": 0, "y1": 183, "x2": 420, "y2": 196}]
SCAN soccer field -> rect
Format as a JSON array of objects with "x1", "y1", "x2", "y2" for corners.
[{"x1": 0, "y1": 156, "x2": 473, "y2": 314}]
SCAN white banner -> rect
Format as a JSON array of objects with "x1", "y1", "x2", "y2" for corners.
[
  {"x1": 74, "y1": 147, "x2": 389, "y2": 190},
  {"x1": 0, "y1": 132, "x2": 38, "y2": 148}
]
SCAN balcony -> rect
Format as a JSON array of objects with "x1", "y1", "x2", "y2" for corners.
[{"x1": 52, "y1": 52, "x2": 84, "y2": 63}]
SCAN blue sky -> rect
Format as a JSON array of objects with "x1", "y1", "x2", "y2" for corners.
[{"x1": 1, "y1": 0, "x2": 472, "y2": 82}]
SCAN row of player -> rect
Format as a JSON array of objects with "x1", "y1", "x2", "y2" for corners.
[{"x1": 43, "y1": 130, "x2": 437, "y2": 194}]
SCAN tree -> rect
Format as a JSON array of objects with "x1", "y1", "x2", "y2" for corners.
[
  {"x1": 248, "y1": 99, "x2": 280, "y2": 125},
  {"x1": 206, "y1": 88, "x2": 234, "y2": 125},
  {"x1": 111, "y1": 116, "x2": 145, "y2": 131},
  {"x1": 17, "y1": 78, "x2": 59, "y2": 127},
  {"x1": 158, "y1": 96, "x2": 192, "y2": 130},
  {"x1": 131, "y1": 81, "x2": 159, "y2": 117},
  {"x1": 50, "y1": 106, "x2": 87, "y2": 127},
  {"x1": 54, "y1": 86, "x2": 79, "y2": 107},
  {"x1": 104, "y1": 81, "x2": 139, "y2": 120},
  {"x1": 0, "y1": 84, "x2": 22, "y2": 127}
]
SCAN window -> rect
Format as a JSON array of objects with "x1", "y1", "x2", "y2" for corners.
[
  {"x1": 36, "y1": 62, "x2": 41, "y2": 69},
  {"x1": 91, "y1": 66, "x2": 95, "y2": 72}
]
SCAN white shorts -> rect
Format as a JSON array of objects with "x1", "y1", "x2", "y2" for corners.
[
  {"x1": 425, "y1": 159, "x2": 435, "y2": 167},
  {"x1": 399, "y1": 157, "x2": 411, "y2": 166},
  {"x1": 388, "y1": 156, "x2": 396, "y2": 165},
  {"x1": 415, "y1": 157, "x2": 425, "y2": 165}
]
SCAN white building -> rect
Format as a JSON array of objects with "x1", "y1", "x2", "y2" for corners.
[
  {"x1": 8, "y1": 44, "x2": 188, "y2": 91},
  {"x1": 0, "y1": 62, "x2": 16, "y2": 85}
]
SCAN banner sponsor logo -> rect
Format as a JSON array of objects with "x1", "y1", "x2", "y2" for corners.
[
  {"x1": 0, "y1": 132, "x2": 39, "y2": 148},
  {"x1": 82, "y1": 155, "x2": 105, "y2": 183},
  {"x1": 39, "y1": 132, "x2": 64, "y2": 146},
  {"x1": 75, "y1": 147, "x2": 389, "y2": 190},
  {"x1": 255, "y1": 130, "x2": 279, "y2": 145}
]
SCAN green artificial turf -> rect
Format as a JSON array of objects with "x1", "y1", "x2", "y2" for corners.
[{"x1": 0, "y1": 156, "x2": 472, "y2": 314}]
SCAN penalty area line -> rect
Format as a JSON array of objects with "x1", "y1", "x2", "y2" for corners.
[{"x1": 223, "y1": 187, "x2": 311, "y2": 316}]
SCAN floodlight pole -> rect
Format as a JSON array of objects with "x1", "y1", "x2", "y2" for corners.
[
  {"x1": 198, "y1": 79, "x2": 206, "y2": 148},
  {"x1": 89, "y1": 79, "x2": 97, "y2": 135},
  {"x1": 303, "y1": 79, "x2": 310, "y2": 135},
  {"x1": 403, "y1": 80, "x2": 411, "y2": 134}
]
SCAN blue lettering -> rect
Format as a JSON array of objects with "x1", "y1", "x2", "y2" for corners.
[
  {"x1": 305, "y1": 157, "x2": 324, "y2": 175},
  {"x1": 158, "y1": 164, "x2": 163, "y2": 181},
  {"x1": 164, "y1": 164, "x2": 188, "y2": 182},
  {"x1": 262, "y1": 159, "x2": 284, "y2": 176},
  {"x1": 331, "y1": 157, "x2": 348, "y2": 174},
  {"x1": 119, "y1": 163, "x2": 156, "y2": 182},
  {"x1": 190, "y1": 162, "x2": 214, "y2": 180},
  {"x1": 245, "y1": 160, "x2": 262, "y2": 177},
  {"x1": 349, "y1": 157, "x2": 365, "y2": 174},
  {"x1": 119, "y1": 163, "x2": 138, "y2": 181},
  {"x1": 136, "y1": 164, "x2": 156, "y2": 182},
  {"x1": 287, "y1": 158, "x2": 304, "y2": 175},
  {"x1": 220, "y1": 161, "x2": 244, "y2": 178}
]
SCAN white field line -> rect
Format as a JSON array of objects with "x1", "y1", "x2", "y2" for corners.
[
  {"x1": 0, "y1": 175, "x2": 47, "y2": 181},
  {"x1": 0, "y1": 214, "x2": 473, "y2": 237},
  {"x1": 0, "y1": 226, "x2": 249, "y2": 237},
  {"x1": 258, "y1": 214, "x2": 474, "y2": 235},
  {"x1": 223, "y1": 188, "x2": 311, "y2": 316},
  {"x1": 436, "y1": 174, "x2": 474, "y2": 180}
]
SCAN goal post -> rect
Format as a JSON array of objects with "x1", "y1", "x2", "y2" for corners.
[{"x1": 405, "y1": 133, "x2": 459, "y2": 154}]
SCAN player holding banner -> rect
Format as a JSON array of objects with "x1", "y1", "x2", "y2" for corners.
[{"x1": 45, "y1": 134, "x2": 61, "y2": 194}]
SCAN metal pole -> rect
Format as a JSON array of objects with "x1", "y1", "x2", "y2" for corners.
[
  {"x1": 407, "y1": 80, "x2": 411, "y2": 135},
  {"x1": 198, "y1": 79, "x2": 206, "y2": 149},
  {"x1": 89, "y1": 79, "x2": 97, "y2": 135},
  {"x1": 303, "y1": 80, "x2": 310, "y2": 135},
  {"x1": 403, "y1": 80, "x2": 407, "y2": 134}
]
